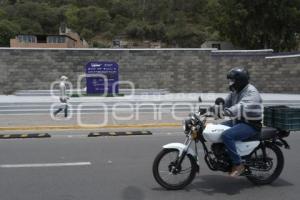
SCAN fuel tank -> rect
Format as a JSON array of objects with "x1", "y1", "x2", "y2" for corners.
[{"x1": 203, "y1": 123, "x2": 230, "y2": 143}]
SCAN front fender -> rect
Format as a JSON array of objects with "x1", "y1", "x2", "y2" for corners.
[{"x1": 163, "y1": 143, "x2": 196, "y2": 157}]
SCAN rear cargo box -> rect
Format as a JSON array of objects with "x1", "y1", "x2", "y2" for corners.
[{"x1": 264, "y1": 106, "x2": 300, "y2": 131}]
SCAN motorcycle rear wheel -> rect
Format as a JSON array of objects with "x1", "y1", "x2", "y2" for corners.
[
  {"x1": 246, "y1": 142, "x2": 284, "y2": 185},
  {"x1": 152, "y1": 148, "x2": 198, "y2": 190}
]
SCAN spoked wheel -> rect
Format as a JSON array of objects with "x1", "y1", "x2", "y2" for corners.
[
  {"x1": 246, "y1": 142, "x2": 284, "y2": 185},
  {"x1": 152, "y1": 149, "x2": 198, "y2": 190}
]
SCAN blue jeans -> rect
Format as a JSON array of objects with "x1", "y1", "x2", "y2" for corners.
[{"x1": 221, "y1": 120, "x2": 257, "y2": 165}]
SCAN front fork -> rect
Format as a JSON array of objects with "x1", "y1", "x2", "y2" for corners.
[{"x1": 174, "y1": 136, "x2": 199, "y2": 172}]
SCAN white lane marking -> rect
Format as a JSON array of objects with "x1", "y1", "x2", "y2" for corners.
[
  {"x1": 212, "y1": 49, "x2": 273, "y2": 53},
  {"x1": 0, "y1": 111, "x2": 190, "y2": 116},
  {"x1": 0, "y1": 107, "x2": 194, "y2": 111},
  {"x1": 266, "y1": 54, "x2": 300, "y2": 59},
  {"x1": 3, "y1": 47, "x2": 216, "y2": 51},
  {"x1": 0, "y1": 162, "x2": 91, "y2": 168}
]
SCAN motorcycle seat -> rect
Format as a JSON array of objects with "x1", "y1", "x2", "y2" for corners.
[
  {"x1": 260, "y1": 127, "x2": 279, "y2": 140},
  {"x1": 242, "y1": 127, "x2": 278, "y2": 142}
]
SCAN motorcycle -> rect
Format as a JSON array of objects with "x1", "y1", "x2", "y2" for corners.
[{"x1": 152, "y1": 98, "x2": 290, "y2": 190}]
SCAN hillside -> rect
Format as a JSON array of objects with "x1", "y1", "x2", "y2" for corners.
[{"x1": 0, "y1": 0, "x2": 299, "y2": 51}]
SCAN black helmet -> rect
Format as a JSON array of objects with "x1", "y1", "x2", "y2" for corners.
[{"x1": 227, "y1": 67, "x2": 249, "y2": 92}]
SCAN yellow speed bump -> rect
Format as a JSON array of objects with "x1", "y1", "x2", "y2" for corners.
[
  {"x1": 38, "y1": 133, "x2": 46, "y2": 137},
  {"x1": 88, "y1": 131, "x2": 152, "y2": 137},
  {"x1": 20, "y1": 134, "x2": 28, "y2": 138},
  {"x1": 0, "y1": 133, "x2": 51, "y2": 139}
]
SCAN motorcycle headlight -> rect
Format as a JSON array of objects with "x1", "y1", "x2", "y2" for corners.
[
  {"x1": 182, "y1": 119, "x2": 191, "y2": 132},
  {"x1": 182, "y1": 120, "x2": 187, "y2": 131}
]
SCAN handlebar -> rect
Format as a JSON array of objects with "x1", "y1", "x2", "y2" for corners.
[{"x1": 198, "y1": 107, "x2": 214, "y2": 118}]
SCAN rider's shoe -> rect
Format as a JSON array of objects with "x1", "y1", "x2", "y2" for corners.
[{"x1": 229, "y1": 164, "x2": 245, "y2": 177}]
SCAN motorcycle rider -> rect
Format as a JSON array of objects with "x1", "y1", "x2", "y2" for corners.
[{"x1": 214, "y1": 67, "x2": 263, "y2": 177}]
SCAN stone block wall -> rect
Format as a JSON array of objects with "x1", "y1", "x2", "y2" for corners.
[{"x1": 0, "y1": 48, "x2": 299, "y2": 94}]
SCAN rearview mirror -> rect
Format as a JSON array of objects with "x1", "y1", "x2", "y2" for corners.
[
  {"x1": 215, "y1": 97, "x2": 225, "y2": 105},
  {"x1": 198, "y1": 107, "x2": 207, "y2": 115},
  {"x1": 198, "y1": 96, "x2": 202, "y2": 102}
]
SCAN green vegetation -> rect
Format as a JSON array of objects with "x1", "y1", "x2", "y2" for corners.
[{"x1": 0, "y1": 0, "x2": 299, "y2": 51}]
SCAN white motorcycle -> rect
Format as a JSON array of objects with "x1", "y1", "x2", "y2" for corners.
[{"x1": 152, "y1": 98, "x2": 290, "y2": 190}]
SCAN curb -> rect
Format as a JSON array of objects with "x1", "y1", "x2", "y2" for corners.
[
  {"x1": 0, "y1": 133, "x2": 51, "y2": 139},
  {"x1": 88, "y1": 131, "x2": 152, "y2": 137},
  {"x1": 0, "y1": 123, "x2": 180, "y2": 131}
]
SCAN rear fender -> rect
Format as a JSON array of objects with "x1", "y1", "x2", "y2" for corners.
[{"x1": 275, "y1": 138, "x2": 290, "y2": 149}]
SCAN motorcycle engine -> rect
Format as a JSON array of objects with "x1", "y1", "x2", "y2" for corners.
[{"x1": 211, "y1": 143, "x2": 231, "y2": 172}]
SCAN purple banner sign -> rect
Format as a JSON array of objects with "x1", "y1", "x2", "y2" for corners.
[{"x1": 85, "y1": 61, "x2": 119, "y2": 95}]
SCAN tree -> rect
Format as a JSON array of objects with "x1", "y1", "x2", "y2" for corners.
[
  {"x1": 3, "y1": 1, "x2": 60, "y2": 34},
  {"x1": 215, "y1": 0, "x2": 300, "y2": 51},
  {"x1": 65, "y1": 5, "x2": 111, "y2": 37},
  {"x1": 165, "y1": 12, "x2": 206, "y2": 47},
  {"x1": 125, "y1": 20, "x2": 147, "y2": 39},
  {"x1": 0, "y1": 8, "x2": 5, "y2": 17},
  {"x1": 146, "y1": 23, "x2": 166, "y2": 41},
  {"x1": 111, "y1": 14, "x2": 131, "y2": 35},
  {"x1": 166, "y1": 24, "x2": 205, "y2": 47},
  {"x1": 65, "y1": 5, "x2": 80, "y2": 30},
  {"x1": 0, "y1": 19, "x2": 20, "y2": 46},
  {"x1": 15, "y1": 18, "x2": 43, "y2": 34},
  {"x1": 77, "y1": 6, "x2": 111, "y2": 32},
  {"x1": 80, "y1": 28, "x2": 93, "y2": 40},
  {"x1": 110, "y1": 0, "x2": 135, "y2": 19}
]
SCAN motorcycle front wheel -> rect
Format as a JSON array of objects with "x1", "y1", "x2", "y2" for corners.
[
  {"x1": 246, "y1": 142, "x2": 284, "y2": 185},
  {"x1": 152, "y1": 148, "x2": 198, "y2": 190}
]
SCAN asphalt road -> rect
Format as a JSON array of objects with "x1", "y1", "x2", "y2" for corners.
[{"x1": 0, "y1": 128, "x2": 299, "y2": 200}]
